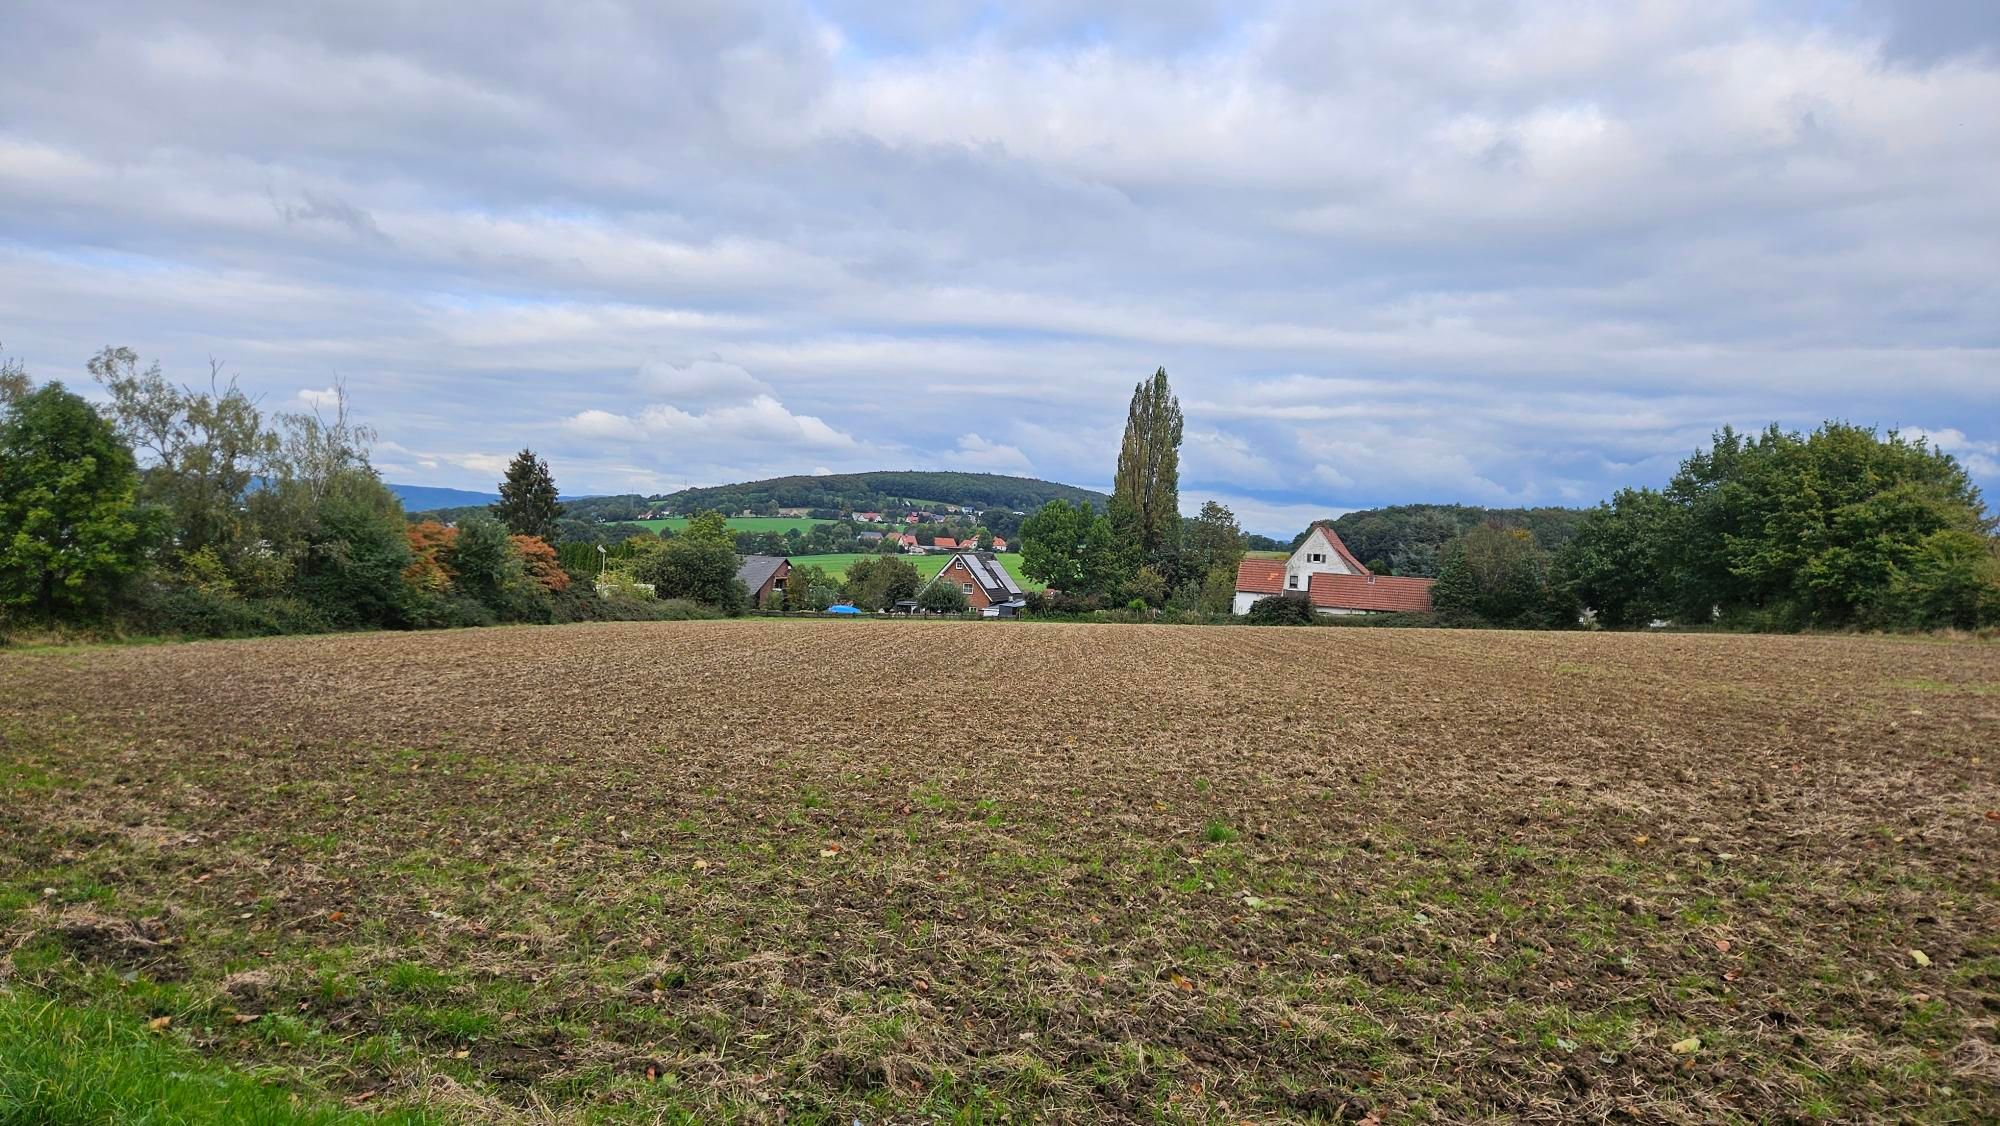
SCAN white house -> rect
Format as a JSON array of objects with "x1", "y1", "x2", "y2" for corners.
[{"x1": 1233, "y1": 521, "x2": 1436, "y2": 616}]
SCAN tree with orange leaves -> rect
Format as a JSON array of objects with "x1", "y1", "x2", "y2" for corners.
[
  {"x1": 511, "y1": 534, "x2": 570, "y2": 593},
  {"x1": 404, "y1": 520, "x2": 458, "y2": 592}
]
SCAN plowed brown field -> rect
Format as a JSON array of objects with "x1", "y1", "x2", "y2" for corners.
[{"x1": 3, "y1": 621, "x2": 1997, "y2": 1123}]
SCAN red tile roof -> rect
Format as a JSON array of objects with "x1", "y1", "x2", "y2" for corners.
[
  {"x1": 1307, "y1": 521, "x2": 1372, "y2": 574},
  {"x1": 1308, "y1": 571, "x2": 1434, "y2": 613},
  {"x1": 935, "y1": 537, "x2": 958, "y2": 549},
  {"x1": 1235, "y1": 558, "x2": 1286, "y2": 595}
]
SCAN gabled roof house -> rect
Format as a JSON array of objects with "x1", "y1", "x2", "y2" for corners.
[
  {"x1": 922, "y1": 552, "x2": 1027, "y2": 615},
  {"x1": 736, "y1": 555, "x2": 792, "y2": 605},
  {"x1": 1233, "y1": 522, "x2": 1434, "y2": 616}
]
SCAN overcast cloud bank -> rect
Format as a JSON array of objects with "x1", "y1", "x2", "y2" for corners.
[{"x1": 2, "y1": 0, "x2": 1994, "y2": 534}]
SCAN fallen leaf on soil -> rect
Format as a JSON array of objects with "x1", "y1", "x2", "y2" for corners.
[
  {"x1": 1632, "y1": 834, "x2": 1649, "y2": 846},
  {"x1": 1169, "y1": 973, "x2": 1194, "y2": 991},
  {"x1": 1909, "y1": 949, "x2": 1931, "y2": 967},
  {"x1": 1714, "y1": 939, "x2": 1731, "y2": 953},
  {"x1": 1670, "y1": 1036, "x2": 1701, "y2": 1054},
  {"x1": 452, "y1": 1049, "x2": 470, "y2": 1059},
  {"x1": 231, "y1": 1013, "x2": 260, "y2": 1023},
  {"x1": 818, "y1": 847, "x2": 841, "y2": 858},
  {"x1": 327, "y1": 911, "x2": 344, "y2": 923},
  {"x1": 148, "y1": 1016, "x2": 172, "y2": 1032}
]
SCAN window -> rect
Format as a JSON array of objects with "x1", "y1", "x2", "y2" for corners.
[
  {"x1": 1287, "y1": 575, "x2": 1299, "y2": 589},
  {"x1": 1309, "y1": 552, "x2": 1325, "y2": 563},
  {"x1": 962, "y1": 583, "x2": 974, "y2": 594}
]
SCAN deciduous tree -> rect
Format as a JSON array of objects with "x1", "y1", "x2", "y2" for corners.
[
  {"x1": 0, "y1": 382, "x2": 154, "y2": 620},
  {"x1": 511, "y1": 534, "x2": 569, "y2": 593},
  {"x1": 404, "y1": 520, "x2": 458, "y2": 592},
  {"x1": 917, "y1": 579, "x2": 970, "y2": 613},
  {"x1": 842, "y1": 555, "x2": 920, "y2": 610},
  {"x1": 1184, "y1": 500, "x2": 1244, "y2": 577},
  {"x1": 90, "y1": 347, "x2": 276, "y2": 567},
  {"x1": 1112, "y1": 367, "x2": 1183, "y2": 561}
]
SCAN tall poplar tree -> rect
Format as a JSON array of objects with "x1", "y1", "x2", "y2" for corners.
[
  {"x1": 492, "y1": 448, "x2": 564, "y2": 541},
  {"x1": 1112, "y1": 367, "x2": 1184, "y2": 560}
]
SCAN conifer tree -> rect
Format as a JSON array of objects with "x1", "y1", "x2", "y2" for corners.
[{"x1": 492, "y1": 448, "x2": 564, "y2": 541}]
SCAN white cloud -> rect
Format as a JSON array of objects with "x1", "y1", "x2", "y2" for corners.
[
  {"x1": 563, "y1": 394, "x2": 859, "y2": 450},
  {"x1": 296, "y1": 386, "x2": 341, "y2": 409},
  {"x1": 449, "y1": 452, "x2": 513, "y2": 476},
  {"x1": 563, "y1": 409, "x2": 649, "y2": 442},
  {"x1": 1184, "y1": 428, "x2": 1276, "y2": 486},
  {"x1": 951, "y1": 433, "x2": 1034, "y2": 472},
  {"x1": 635, "y1": 359, "x2": 772, "y2": 404},
  {"x1": 1311, "y1": 464, "x2": 1355, "y2": 489}
]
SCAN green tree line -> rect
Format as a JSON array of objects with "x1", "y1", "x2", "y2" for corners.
[
  {"x1": 1426, "y1": 423, "x2": 1999, "y2": 630},
  {"x1": 0, "y1": 349, "x2": 724, "y2": 638}
]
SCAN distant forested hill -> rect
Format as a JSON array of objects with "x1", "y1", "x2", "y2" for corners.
[
  {"x1": 1310, "y1": 504, "x2": 1589, "y2": 577},
  {"x1": 388, "y1": 483, "x2": 499, "y2": 510},
  {"x1": 657, "y1": 472, "x2": 1109, "y2": 515}
]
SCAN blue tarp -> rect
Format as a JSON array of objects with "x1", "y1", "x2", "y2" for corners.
[{"x1": 826, "y1": 605, "x2": 862, "y2": 615}]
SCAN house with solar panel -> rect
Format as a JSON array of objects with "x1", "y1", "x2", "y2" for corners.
[
  {"x1": 923, "y1": 552, "x2": 1028, "y2": 616},
  {"x1": 1232, "y1": 521, "x2": 1435, "y2": 616}
]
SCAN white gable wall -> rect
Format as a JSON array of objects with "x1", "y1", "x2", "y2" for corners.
[{"x1": 1284, "y1": 527, "x2": 1360, "y2": 593}]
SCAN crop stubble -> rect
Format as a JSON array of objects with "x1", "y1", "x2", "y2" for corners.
[{"x1": 1, "y1": 621, "x2": 1996, "y2": 1122}]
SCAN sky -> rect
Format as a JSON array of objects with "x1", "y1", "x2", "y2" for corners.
[{"x1": 1, "y1": 1, "x2": 1995, "y2": 536}]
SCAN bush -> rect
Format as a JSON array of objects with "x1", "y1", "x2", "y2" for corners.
[
  {"x1": 594, "y1": 572, "x2": 655, "y2": 601},
  {"x1": 1307, "y1": 610, "x2": 1443, "y2": 628},
  {"x1": 652, "y1": 598, "x2": 722, "y2": 621},
  {"x1": 1242, "y1": 594, "x2": 1316, "y2": 625},
  {"x1": 128, "y1": 586, "x2": 332, "y2": 638},
  {"x1": 1022, "y1": 590, "x2": 1111, "y2": 617},
  {"x1": 916, "y1": 581, "x2": 970, "y2": 613},
  {"x1": 294, "y1": 488, "x2": 418, "y2": 629}
]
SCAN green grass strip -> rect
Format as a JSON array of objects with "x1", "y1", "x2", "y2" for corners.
[{"x1": 0, "y1": 990, "x2": 425, "y2": 1126}]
